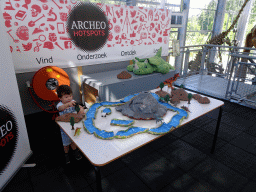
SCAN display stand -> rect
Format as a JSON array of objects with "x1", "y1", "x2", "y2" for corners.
[
  {"x1": 81, "y1": 68, "x2": 175, "y2": 104},
  {"x1": 0, "y1": 7, "x2": 32, "y2": 190}
]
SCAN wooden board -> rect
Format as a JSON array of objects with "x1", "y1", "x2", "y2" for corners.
[{"x1": 83, "y1": 83, "x2": 98, "y2": 105}]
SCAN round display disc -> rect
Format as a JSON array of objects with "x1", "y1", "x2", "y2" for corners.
[{"x1": 32, "y1": 66, "x2": 70, "y2": 101}]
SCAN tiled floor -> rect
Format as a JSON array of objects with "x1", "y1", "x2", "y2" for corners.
[{"x1": 2, "y1": 100, "x2": 256, "y2": 192}]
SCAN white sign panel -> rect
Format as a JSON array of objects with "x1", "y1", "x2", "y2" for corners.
[
  {"x1": 0, "y1": 4, "x2": 31, "y2": 190},
  {"x1": 1, "y1": 0, "x2": 171, "y2": 73}
]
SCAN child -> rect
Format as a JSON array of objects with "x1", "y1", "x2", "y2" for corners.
[{"x1": 56, "y1": 85, "x2": 85, "y2": 164}]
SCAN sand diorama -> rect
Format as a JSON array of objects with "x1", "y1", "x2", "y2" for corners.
[
  {"x1": 155, "y1": 74, "x2": 210, "y2": 105},
  {"x1": 117, "y1": 71, "x2": 132, "y2": 79},
  {"x1": 82, "y1": 91, "x2": 189, "y2": 140},
  {"x1": 156, "y1": 83, "x2": 210, "y2": 106},
  {"x1": 57, "y1": 76, "x2": 210, "y2": 140}
]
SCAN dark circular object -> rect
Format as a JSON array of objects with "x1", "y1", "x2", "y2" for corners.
[
  {"x1": 67, "y1": 2, "x2": 109, "y2": 52},
  {"x1": 0, "y1": 105, "x2": 18, "y2": 174},
  {"x1": 46, "y1": 78, "x2": 59, "y2": 90}
]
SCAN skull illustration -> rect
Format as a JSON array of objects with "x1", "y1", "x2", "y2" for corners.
[
  {"x1": 108, "y1": 33, "x2": 113, "y2": 41},
  {"x1": 16, "y1": 26, "x2": 29, "y2": 41},
  {"x1": 148, "y1": 9, "x2": 153, "y2": 20},
  {"x1": 150, "y1": 23, "x2": 154, "y2": 31},
  {"x1": 31, "y1": 4, "x2": 42, "y2": 17},
  {"x1": 164, "y1": 37, "x2": 168, "y2": 44}
]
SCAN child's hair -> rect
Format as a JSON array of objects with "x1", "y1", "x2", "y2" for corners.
[{"x1": 56, "y1": 85, "x2": 73, "y2": 98}]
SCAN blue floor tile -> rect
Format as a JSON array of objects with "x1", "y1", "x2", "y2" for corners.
[
  {"x1": 159, "y1": 173, "x2": 197, "y2": 192},
  {"x1": 128, "y1": 152, "x2": 184, "y2": 191},
  {"x1": 185, "y1": 180, "x2": 222, "y2": 192},
  {"x1": 90, "y1": 167, "x2": 151, "y2": 192},
  {"x1": 229, "y1": 132, "x2": 256, "y2": 154},
  {"x1": 214, "y1": 144, "x2": 256, "y2": 178},
  {"x1": 31, "y1": 168, "x2": 72, "y2": 192},
  {"x1": 181, "y1": 129, "x2": 227, "y2": 153},
  {"x1": 200, "y1": 120, "x2": 243, "y2": 142},
  {"x1": 158, "y1": 140, "x2": 208, "y2": 172},
  {"x1": 170, "y1": 123, "x2": 197, "y2": 138},
  {"x1": 188, "y1": 157, "x2": 248, "y2": 192},
  {"x1": 244, "y1": 124, "x2": 256, "y2": 137},
  {"x1": 220, "y1": 113, "x2": 254, "y2": 130},
  {"x1": 239, "y1": 180, "x2": 256, "y2": 192},
  {"x1": 2, "y1": 179, "x2": 34, "y2": 192}
]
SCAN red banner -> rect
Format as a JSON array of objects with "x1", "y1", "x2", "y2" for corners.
[{"x1": 1, "y1": 0, "x2": 171, "y2": 73}]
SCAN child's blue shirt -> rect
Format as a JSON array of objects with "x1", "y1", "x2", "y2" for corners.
[{"x1": 56, "y1": 100, "x2": 76, "y2": 116}]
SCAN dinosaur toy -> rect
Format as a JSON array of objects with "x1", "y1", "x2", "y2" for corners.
[
  {"x1": 181, "y1": 105, "x2": 190, "y2": 112},
  {"x1": 207, "y1": 0, "x2": 249, "y2": 47},
  {"x1": 236, "y1": 24, "x2": 256, "y2": 81},
  {"x1": 74, "y1": 127, "x2": 81, "y2": 136},
  {"x1": 155, "y1": 117, "x2": 163, "y2": 124},
  {"x1": 157, "y1": 73, "x2": 180, "y2": 89},
  {"x1": 127, "y1": 47, "x2": 175, "y2": 75},
  {"x1": 188, "y1": 0, "x2": 249, "y2": 74}
]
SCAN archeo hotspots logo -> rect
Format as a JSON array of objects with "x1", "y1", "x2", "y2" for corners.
[
  {"x1": 66, "y1": 2, "x2": 109, "y2": 52},
  {"x1": 0, "y1": 105, "x2": 18, "y2": 174}
]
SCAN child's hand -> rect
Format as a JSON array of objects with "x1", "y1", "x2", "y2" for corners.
[
  {"x1": 78, "y1": 105, "x2": 86, "y2": 117},
  {"x1": 67, "y1": 100, "x2": 76, "y2": 108}
]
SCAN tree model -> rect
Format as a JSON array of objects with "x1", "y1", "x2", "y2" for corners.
[
  {"x1": 159, "y1": 82, "x2": 164, "y2": 91},
  {"x1": 188, "y1": 93, "x2": 193, "y2": 104},
  {"x1": 164, "y1": 94, "x2": 170, "y2": 103},
  {"x1": 70, "y1": 117, "x2": 75, "y2": 130}
]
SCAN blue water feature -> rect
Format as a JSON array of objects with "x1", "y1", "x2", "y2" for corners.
[
  {"x1": 168, "y1": 115, "x2": 183, "y2": 127},
  {"x1": 100, "y1": 101, "x2": 122, "y2": 106},
  {"x1": 175, "y1": 109, "x2": 188, "y2": 117},
  {"x1": 159, "y1": 102, "x2": 188, "y2": 118},
  {"x1": 115, "y1": 127, "x2": 148, "y2": 137},
  {"x1": 111, "y1": 119, "x2": 134, "y2": 126},
  {"x1": 120, "y1": 92, "x2": 159, "y2": 103},
  {"x1": 83, "y1": 118, "x2": 97, "y2": 134},
  {"x1": 84, "y1": 118, "x2": 114, "y2": 139},
  {"x1": 150, "y1": 92, "x2": 160, "y2": 100},
  {"x1": 120, "y1": 93, "x2": 139, "y2": 103},
  {"x1": 148, "y1": 108, "x2": 187, "y2": 134},
  {"x1": 103, "y1": 108, "x2": 111, "y2": 114},
  {"x1": 94, "y1": 129, "x2": 114, "y2": 139},
  {"x1": 149, "y1": 123, "x2": 172, "y2": 134},
  {"x1": 86, "y1": 103, "x2": 102, "y2": 119},
  {"x1": 84, "y1": 92, "x2": 188, "y2": 139}
]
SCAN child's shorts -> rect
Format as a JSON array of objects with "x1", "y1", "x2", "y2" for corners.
[{"x1": 60, "y1": 129, "x2": 72, "y2": 146}]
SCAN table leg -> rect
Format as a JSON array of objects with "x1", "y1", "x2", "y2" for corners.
[
  {"x1": 211, "y1": 106, "x2": 223, "y2": 154},
  {"x1": 94, "y1": 166, "x2": 102, "y2": 192}
]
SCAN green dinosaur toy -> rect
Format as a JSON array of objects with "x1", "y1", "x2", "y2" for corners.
[{"x1": 127, "y1": 47, "x2": 175, "y2": 75}]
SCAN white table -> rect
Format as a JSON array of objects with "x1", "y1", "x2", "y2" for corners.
[{"x1": 56, "y1": 88, "x2": 224, "y2": 192}]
